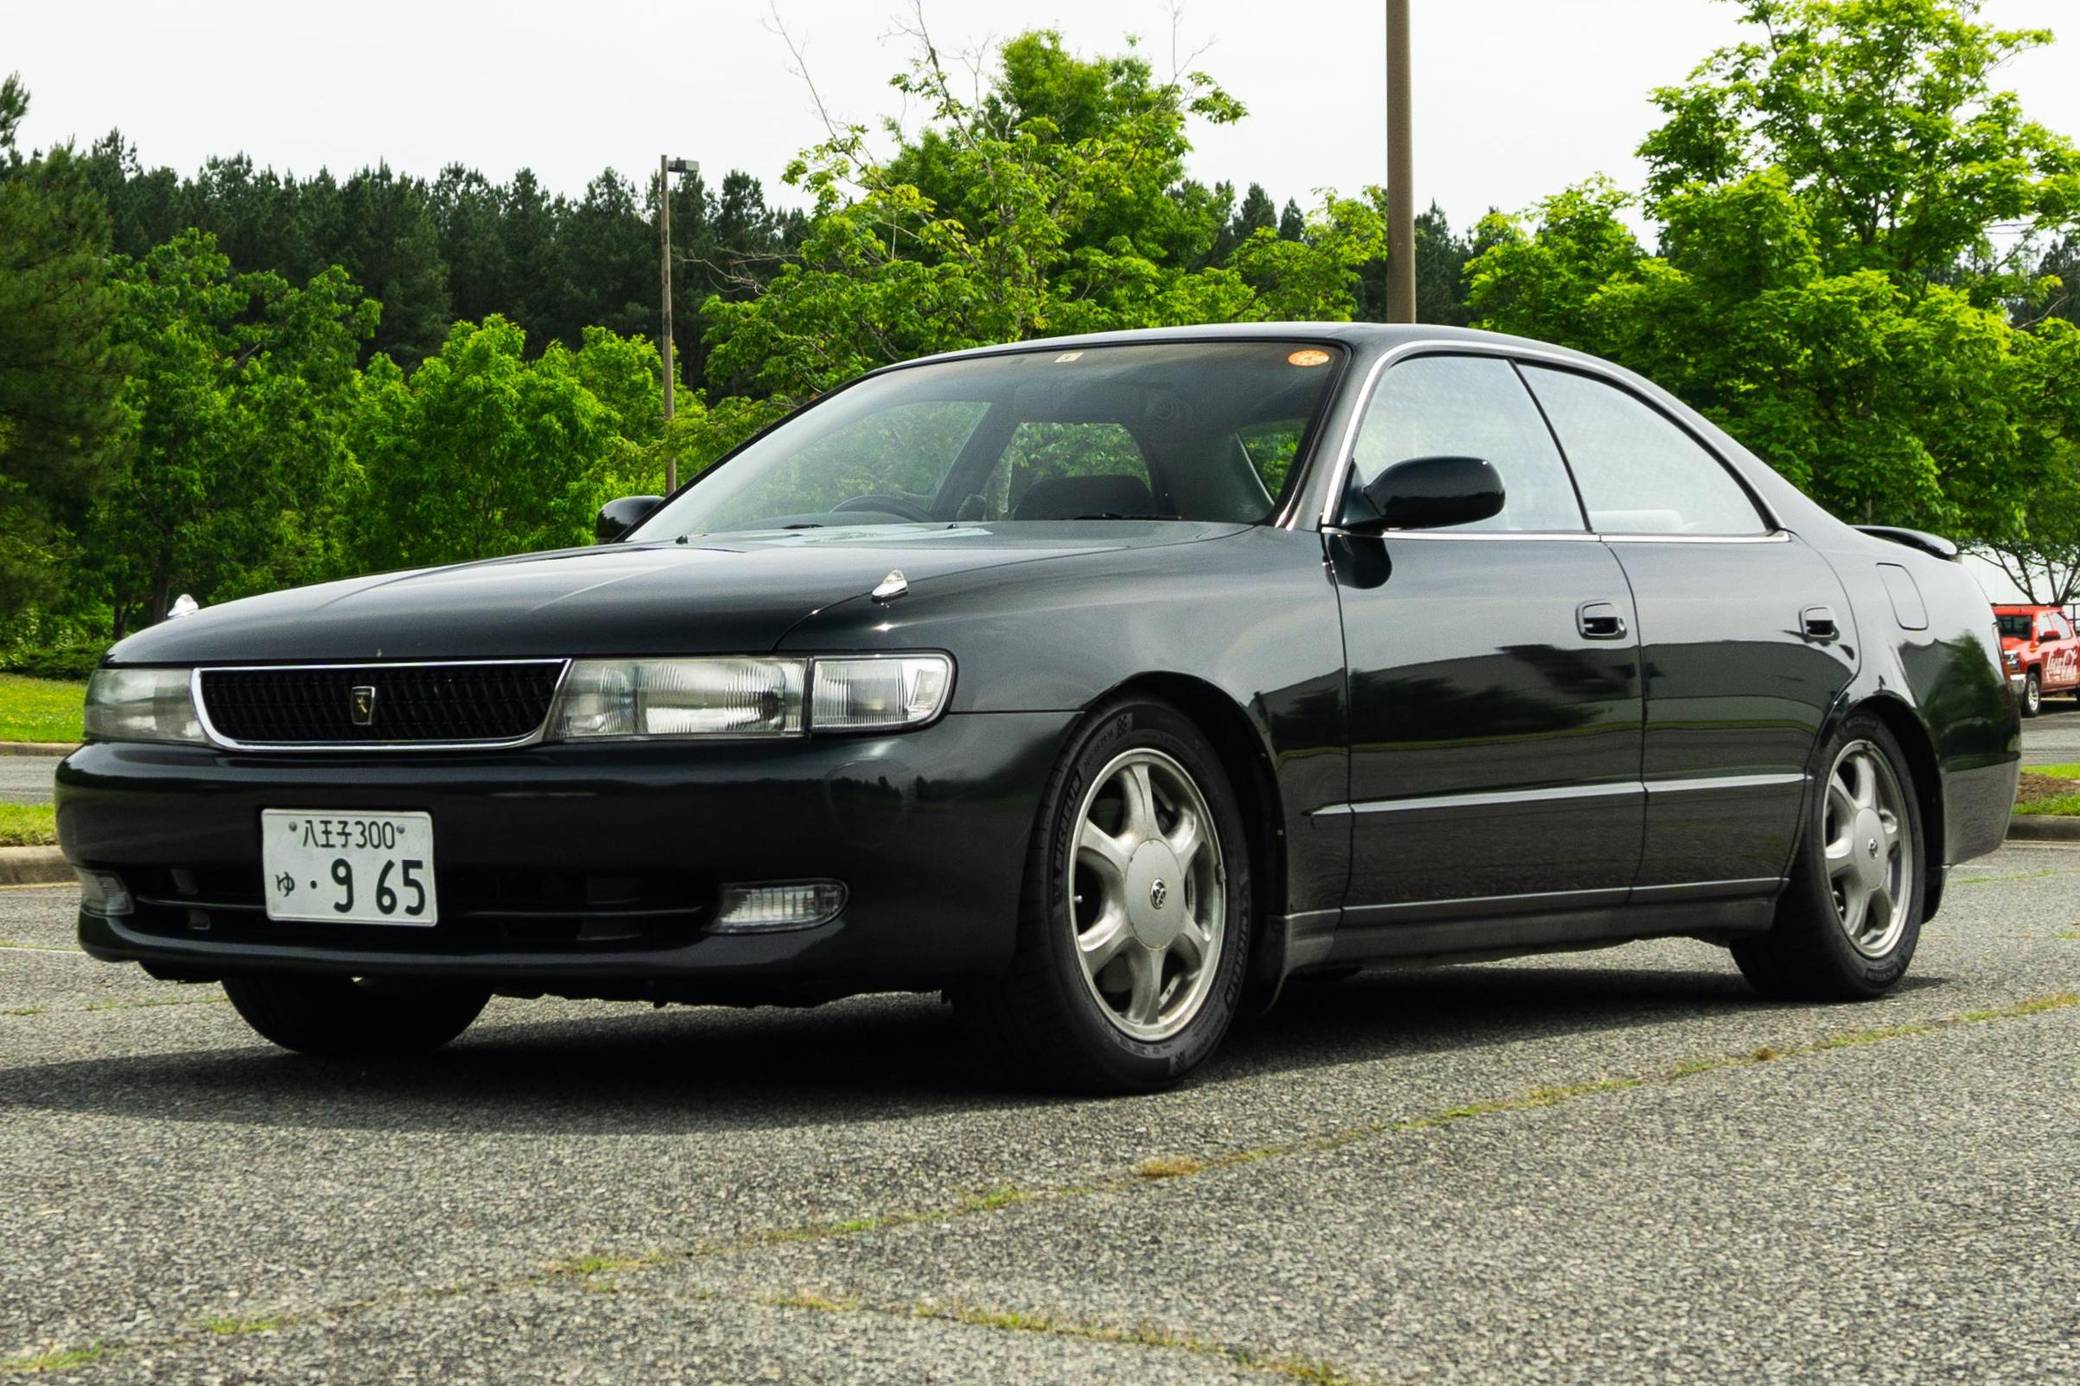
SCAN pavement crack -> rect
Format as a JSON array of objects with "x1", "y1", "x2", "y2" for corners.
[
  {"x1": 7, "y1": 989, "x2": 2074, "y2": 1379},
  {"x1": 3, "y1": 995, "x2": 228, "y2": 1020}
]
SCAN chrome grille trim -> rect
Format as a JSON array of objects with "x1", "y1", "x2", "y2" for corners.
[{"x1": 191, "y1": 659, "x2": 572, "y2": 753}]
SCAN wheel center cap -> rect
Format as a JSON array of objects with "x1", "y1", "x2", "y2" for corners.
[
  {"x1": 1850, "y1": 806, "x2": 1888, "y2": 891},
  {"x1": 1125, "y1": 841, "x2": 1186, "y2": 949}
]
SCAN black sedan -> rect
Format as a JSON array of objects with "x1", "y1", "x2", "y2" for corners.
[{"x1": 56, "y1": 324, "x2": 2020, "y2": 1091}]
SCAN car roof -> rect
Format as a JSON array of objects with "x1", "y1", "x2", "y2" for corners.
[{"x1": 883, "y1": 322, "x2": 1607, "y2": 373}]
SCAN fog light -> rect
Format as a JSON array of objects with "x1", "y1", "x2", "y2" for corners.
[
  {"x1": 76, "y1": 869, "x2": 134, "y2": 917},
  {"x1": 712, "y1": 880, "x2": 846, "y2": 932}
]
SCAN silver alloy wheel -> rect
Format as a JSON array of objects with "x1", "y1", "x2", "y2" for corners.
[
  {"x1": 1822, "y1": 739, "x2": 1915, "y2": 959},
  {"x1": 1068, "y1": 748, "x2": 1226, "y2": 1041}
]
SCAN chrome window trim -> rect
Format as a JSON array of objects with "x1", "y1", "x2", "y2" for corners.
[
  {"x1": 1303, "y1": 337, "x2": 1787, "y2": 538},
  {"x1": 190, "y1": 658, "x2": 573, "y2": 753},
  {"x1": 1601, "y1": 531, "x2": 1792, "y2": 546},
  {"x1": 1320, "y1": 527, "x2": 1602, "y2": 543}
]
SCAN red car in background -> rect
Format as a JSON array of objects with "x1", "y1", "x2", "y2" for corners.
[{"x1": 1994, "y1": 604, "x2": 2080, "y2": 716}]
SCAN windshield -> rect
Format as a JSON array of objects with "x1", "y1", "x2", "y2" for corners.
[
  {"x1": 636, "y1": 341, "x2": 1343, "y2": 539},
  {"x1": 1998, "y1": 614, "x2": 2033, "y2": 639}
]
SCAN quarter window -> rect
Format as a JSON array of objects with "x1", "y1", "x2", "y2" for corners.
[
  {"x1": 1520, "y1": 366, "x2": 1767, "y2": 536},
  {"x1": 1350, "y1": 355, "x2": 1585, "y2": 532}
]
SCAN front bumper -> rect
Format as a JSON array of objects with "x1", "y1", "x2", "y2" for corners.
[{"x1": 57, "y1": 711, "x2": 1074, "y2": 997}]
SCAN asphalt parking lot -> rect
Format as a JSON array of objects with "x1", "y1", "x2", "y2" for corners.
[
  {"x1": 0, "y1": 756, "x2": 62, "y2": 805},
  {"x1": 3, "y1": 841, "x2": 2077, "y2": 1382},
  {"x1": 2021, "y1": 703, "x2": 2080, "y2": 765},
  {"x1": 9, "y1": 706, "x2": 2080, "y2": 1383}
]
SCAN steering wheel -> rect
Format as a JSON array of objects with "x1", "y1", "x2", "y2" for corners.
[{"x1": 832, "y1": 494, "x2": 933, "y2": 522}]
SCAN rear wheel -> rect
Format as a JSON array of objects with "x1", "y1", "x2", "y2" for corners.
[
  {"x1": 1732, "y1": 715, "x2": 1924, "y2": 1001},
  {"x1": 223, "y1": 973, "x2": 489, "y2": 1057},
  {"x1": 2021, "y1": 670, "x2": 2042, "y2": 717},
  {"x1": 955, "y1": 697, "x2": 1252, "y2": 1092}
]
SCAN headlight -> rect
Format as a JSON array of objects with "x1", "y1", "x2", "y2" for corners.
[
  {"x1": 550, "y1": 658, "x2": 806, "y2": 739},
  {"x1": 810, "y1": 654, "x2": 953, "y2": 731},
  {"x1": 545, "y1": 653, "x2": 954, "y2": 740},
  {"x1": 83, "y1": 667, "x2": 205, "y2": 745}
]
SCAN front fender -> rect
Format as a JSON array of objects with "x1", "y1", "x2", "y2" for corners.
[{"x1": 778, "y1": 525, "x2": 1353, "y2": 916}]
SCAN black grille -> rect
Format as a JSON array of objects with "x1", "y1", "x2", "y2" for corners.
[{"x1": 198, "y1": 662, "x2": 564, "y2": 745}]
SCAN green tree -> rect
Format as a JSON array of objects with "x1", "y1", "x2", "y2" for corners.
[
  {"x1": 1467, "y1": 0, "x2": 2080, "y2": 540},
  {"x1": 0, "y1": 75, "x2": 129, "y2": 628},
  {"x1": 88, "y1": 231, "x2": 376, "y2": 636},
  {"x1": 1640, "y1": 0, "x2": 2079, "y2": 293},
  {"x1": 703, "y1": 26, "x2": 1379, "y2": 401},
  {"x1": 346, "y1": 317, "x2": 648, "y2": 572}
]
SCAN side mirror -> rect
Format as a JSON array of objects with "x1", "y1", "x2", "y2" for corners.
[
  {"x1": 1343, "y1": 455, "x2": 1506, "y2": 533},
  {"x1": 595, "y1": 495, "x2": 663, "y2": 544}
]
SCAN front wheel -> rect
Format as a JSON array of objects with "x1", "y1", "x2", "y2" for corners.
[
  {"x1": 2021, "y1": 670, "x2": 2042, "y2": 717},
  {"x1": 1732, "y1": 716, "x2": 1924, "y2": 1001},
  {"x1": 223, "y1": 973, "x2": 490, "y2": 1057},
  {"x1": 954, "y1": 697, "x2": 1252, "y2": 1092}
]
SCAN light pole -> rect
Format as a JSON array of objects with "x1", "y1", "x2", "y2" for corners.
[
  {"x1": 659, "y1": 155, "x2": 698, "y2": 492},
  {"x1": 1384, "y1": 0, "x2": 1416, "y2": 324}
]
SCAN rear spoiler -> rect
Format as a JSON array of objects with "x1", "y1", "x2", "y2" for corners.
[{"x1": 1857, "y1": 525, "x2": 1959, "y2": 561}]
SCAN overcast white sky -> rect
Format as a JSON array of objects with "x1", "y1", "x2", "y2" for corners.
[{"x1": 10, "y1": 1, "x2": 2080, "y2": 228}]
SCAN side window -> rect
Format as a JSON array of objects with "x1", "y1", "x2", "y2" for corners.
[
  {"x1": 975, "y1": 421, "x2": 1156, "y2": 521},
  {"x1": 1520, "y1": 366, "x2": 1766, "y2": 536},
  {"x1": 1350, "y1": 355, "x2": 1584, "y2": 533}
]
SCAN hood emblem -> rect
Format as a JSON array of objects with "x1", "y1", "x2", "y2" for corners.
[
  {"x1": 872, "y1": 569, "x2": 909, "y2": 602},
  {"x1": 350, "y1": 685, "x2": 378, "y2": 727}
]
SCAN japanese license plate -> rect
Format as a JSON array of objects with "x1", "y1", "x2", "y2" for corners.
[{"x1": 261, "y1": 810, "x2": 438, "y2": 925}]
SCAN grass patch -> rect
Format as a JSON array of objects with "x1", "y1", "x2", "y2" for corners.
[
  {"x1": 0, "y1": 804, "x2": 57, "y2": 847},
  {"x1": 2014, "y1": 794, "x2": 2080, "y2": 817},
  {"x1": 201, "y1": 1315, "x2": 281, "y2": 1336},
  {"x1": 0, "y1": 674, "x2": 84, "y2": 745},
  {"x1": 0, "y1": 1343, "x2": 110, "y2": 1374},
  {"x1": 1133, "y1": 1154, "x2": 1205, "y2": 1179},
  {"x1": 2016, "y1": 766, "x2": 2080, "y2": 816}
]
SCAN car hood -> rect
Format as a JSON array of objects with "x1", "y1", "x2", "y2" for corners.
[{"x1": 110, "y1": 521, "x2": 1247, "y2": 664}]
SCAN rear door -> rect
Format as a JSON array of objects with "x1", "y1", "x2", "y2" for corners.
[
  {"x1": 1520, "y1": 365, "x2": 1856, "y2": 896},
  {"x1": 1333, "y1": 354, "x2": 1645, "y2": 917}
]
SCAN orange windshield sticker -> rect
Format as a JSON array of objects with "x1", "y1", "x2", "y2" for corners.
[{"x1": 1287, "y1": 348, "x2": 1331, "y2": 367}]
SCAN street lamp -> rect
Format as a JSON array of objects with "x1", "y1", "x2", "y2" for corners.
[{"x1": 659, "y1": 155, "x2": 698, "y2": 492}]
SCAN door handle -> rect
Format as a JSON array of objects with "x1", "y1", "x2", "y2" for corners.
[
  {"x1": 1801, "y1": 605, "x2": 1840, "y2": 642},
  {"x1": 1577, "y1": 601, "x2": 1628, "y2": 640}
]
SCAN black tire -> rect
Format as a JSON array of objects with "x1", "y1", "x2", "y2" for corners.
[
  {"x1": 2021, "y1": 670, "x2": 2042, "y2": 717},
  {"x1": 954, "y1": 697, "x2": 1253, "y2": 1093},
  {"x1": 223, "y1": 973, "x2": 490, "y2": 1057},
  {"x1": 1732, "y1": 714, "x2": 1925, "y2": 1002}
]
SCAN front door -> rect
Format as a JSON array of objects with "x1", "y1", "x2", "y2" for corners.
[{"x1": 1331, "y1": 354, "x2": 1646, "y2": 921}]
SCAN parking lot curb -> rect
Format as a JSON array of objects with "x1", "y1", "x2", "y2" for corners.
[
  {"x1": 0, "y1": 846, "x2": 71, "y2": 886},
  {"x1": 0, "y1": 741, "x2": 76, "y2": 757},
  {"x1": 2005, "y1": 815, "x2": 2080, "y2": 842}
]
